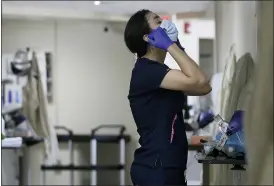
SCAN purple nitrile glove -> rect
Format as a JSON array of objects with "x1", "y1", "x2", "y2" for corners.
[
  {"x1": 176, "y1": 39, "x2": 185, "y2": 51},
  {"x1": 228, "y1": 110, "x2": 244, "y2": 135},
  {"x1": 148, "y1": 27, "x2": 175, "y2": 51}
]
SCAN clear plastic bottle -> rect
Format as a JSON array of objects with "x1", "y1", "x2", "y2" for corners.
[
  {"x1": 213, "y1": 114, "x2": 229, "y2": 133},
  {"x1": 213, "y1": 115, "x2": 230, "y2": 150}
]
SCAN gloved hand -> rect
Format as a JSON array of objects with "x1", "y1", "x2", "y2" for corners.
[
  {"x1": 148, "y1": 27, "x2": 175, "y2": 51},
  {"x1": 198, "y1": 110, "x2": 214, "y2": 128}
]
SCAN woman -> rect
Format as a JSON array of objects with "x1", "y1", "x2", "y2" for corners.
[{"x1": 124, "y1": 9, "x2": 212, "y2": 186}]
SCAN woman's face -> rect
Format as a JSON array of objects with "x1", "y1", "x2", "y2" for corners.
[
  {"x1": 144, "y1": 11, "x2": 167, "y2": 61},
  {"x1": 146, "y1": 12, "x2": 162, "y2": 30}
]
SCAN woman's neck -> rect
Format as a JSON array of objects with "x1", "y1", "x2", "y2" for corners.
[{"x1": 142, "y1": 51, "x2": 166, "y2": 64}]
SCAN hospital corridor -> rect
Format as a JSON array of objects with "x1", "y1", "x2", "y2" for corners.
[{"x1": 1, "y1": 1, "x2": 273, "y2": 185}]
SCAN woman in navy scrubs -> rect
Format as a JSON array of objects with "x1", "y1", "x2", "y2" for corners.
[{"x1": 124, "y1": 9, "x2": 212, "y2": 186}]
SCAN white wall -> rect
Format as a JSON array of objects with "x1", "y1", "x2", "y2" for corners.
[
  {"x1": 2, "y1": 19, "x2": 138, "y2": 185},
  {"x1": 215, "y1": 1, "x2": 258, "y2": 71}
]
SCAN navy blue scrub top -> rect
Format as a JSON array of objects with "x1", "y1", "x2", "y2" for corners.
[{"x1": 128, "y1": 58, "x2": 188, "y2": 170}]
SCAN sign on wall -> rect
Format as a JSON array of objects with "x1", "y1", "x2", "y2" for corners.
[{"x1": 184, "y1": 22, "x2": 191, "y2": 34}]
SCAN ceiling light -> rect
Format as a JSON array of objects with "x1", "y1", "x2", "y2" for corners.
[{"x1": 94, "y1": 1, "x2": 101, "y2": 6}]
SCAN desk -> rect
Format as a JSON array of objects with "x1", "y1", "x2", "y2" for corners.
[
  {"x1": 196, "y1": 155, "x2": 246, "y2": 165},
  {"x1": 56, "y1": 133, "x2": 131, "y2": 143},
  {"x1": 196, "y1": 152, "x2": 246, "y2": 185},
  {"x1": 2, "y1": 137, "x2": 42, "y2": 186}
]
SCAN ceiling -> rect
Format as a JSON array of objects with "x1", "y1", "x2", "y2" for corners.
[{"x1": 2, "y1": 1, "x2": 213, "y2": 21}]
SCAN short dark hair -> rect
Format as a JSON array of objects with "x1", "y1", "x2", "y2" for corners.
[{"x1": 124, "y1": 9, "x2": 151, "y2": 58}]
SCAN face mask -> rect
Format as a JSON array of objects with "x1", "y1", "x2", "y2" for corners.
[{"x1": 160, "y1": 20, "x2": 178, "y2": 42}]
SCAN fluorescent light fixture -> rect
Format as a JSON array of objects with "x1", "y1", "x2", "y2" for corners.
[{"x1": 94, "y1": 1, "x2": 101, "y2": 6}]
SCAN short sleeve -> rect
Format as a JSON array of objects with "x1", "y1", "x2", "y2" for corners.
[{"x1": 137, "y1": 61, "x2": 170, "y2": 91}]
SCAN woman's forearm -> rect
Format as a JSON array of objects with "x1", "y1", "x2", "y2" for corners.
[
  {"x1": 167, "y1": 44, "x2": 209, "y2": 83},
  {"x1": 184, "y1": 83, "x2": 212, "y2": 96}
]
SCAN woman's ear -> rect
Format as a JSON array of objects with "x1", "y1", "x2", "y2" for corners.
[{"x1": 143, "y1": 34, "x2": 149, "y2": 42}]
